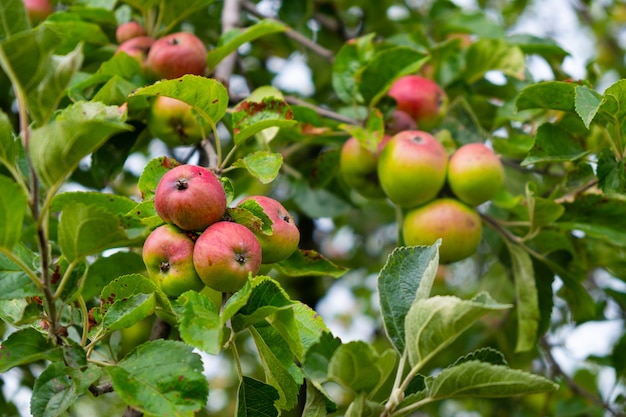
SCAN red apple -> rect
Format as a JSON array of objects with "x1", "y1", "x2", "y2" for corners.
[
  {"x1": 447, "y1": 143, "x2": 505, "y2": 206},
  {"x1": 386, "y1": 110, "x2": 418, "y2": 135},
  {"x1": 146, "y1": 32, "x2": 207, "y2": 80},
  {"x1": 237, "y1": 195, "x2": 300, "y2": 264},
  {"x1": 388, "y1": 75, "x2": 448, "y2": 131},
  {"x1": 23, "y1": 0, "x2": 53, "y2": 24},
  {"x1": 340, "y1": 135, "x2": 391, "y2": 199},
  {"x1": 377, "y1": 130, "x2": 448, "y2": 208},
  {"x1": 142, "y1": 224, "x2": 205, "y2": 297},
  {"x1": 154, "y1": 164, "x2": 227, "y2": 232},
  {"x1": 193, "y1": 221, "x2": 262, "y2": 293},
  {"x1": 116, "y1": 21, "x2": 147, "y2": 44},
  {"x1": 115, "y1": 36, "x2": 154, "y2": 69},
  {"x1": 147, "y1": 96, "x2": 206, "y2": 147},
  {"x1": 403, "y1": 198, "x2": 482, "y2": 264}
]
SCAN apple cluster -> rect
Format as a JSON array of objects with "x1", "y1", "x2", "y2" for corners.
[
  {"x1": 142, "y1": 165, "x2": 300, "y2": 297},
  {"x1": 339, "y1": 75, "x2": 504, "y2": 264}
]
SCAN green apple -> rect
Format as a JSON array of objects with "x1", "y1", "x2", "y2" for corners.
[
  {"x1": 154, "y1": 164, "x2": 227, "y2": 232},
  {"x1": 147, "y1": 96, "x2": 207, "y2": 147},
  {"x1": 387, "y1": 75, "x2": 448, "y2": 131},
  {"x1": 447, "y1": 143, "x2": 505, "y2": 206},
  {"x1": 377, "y1": 130, "x2": 448, "y2": 208},
  {"x1": 237, "y1": 195, "x2": 300, "y2": 264},
  {"x1": 146, "y1": 32, "x2": 207, "y2": 80},
  {"x1": 193, "y1": 221, "x2": 262, "y2": 293},
  {"x1": 403, "y1": 198, "x2": 482, "y2": 264},
  {"x1": 340, "y1": 135, "x2": 391, "y2": 199},
  {"x1": 142, "y1": 224, "x2": 205, "y2": 297}
]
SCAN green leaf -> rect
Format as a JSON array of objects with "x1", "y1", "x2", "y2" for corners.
[
  {"x1": 57, "y1": 203, "x2": 131, "y2": 261},
  {"x1": 177, "y1": 290, "x2": 222, "y2": 355},
  {"x1": 328, "y1": 341, "x2": 396, "y2": 394},
  {"x1": 302, "y1": 331, "x2": 342, "y2": 383},
  {"x1": 425, "y1": 360, "x2": 558, "y2": 399},
  {"x1": 160, "y1": 0, "x2": 217, "y2": 34},
  {"x1": 232, "y1": 151, "x2": 283, "y2": 184},
  {"x1": 29, "y1": 101, "x2": 131, "y2": 189},
  {"x1": 51, "y1": 191, "x2": 139, "y2": 220},
  {"x1": 100, "y1": 273, "x2": 172, "y2": 321},
  {"x1": 0, "y1": 0, "x2": 29, "y2": 39},
  {"x1": 82, "y1": 251, "x2": 146, "y2": 301},
  {"x1": 232, "y1": 95, "x2": 296, "y2": 145},
  {"x1": 405, "y1": 293, "x2": 511, "y2": 367},
  {"x1": 0, "y1": 328, "x2": 62, "y2": 373},
  {"x1": 107, "y1": 340, "x2": 209, "y2": 417},
  {"x1": 340, "y1": 109, "x2": 385, "y2": 154},
  {"x1": 359, "y1": 46, "x2": 429, "y2": 106},
  {"x1": 377, "y1": 244, "x2": 440, "y2": 353},
  {"x1": 102, "y1": 293, "x2": 156, "y2": 332},
  {"x1": 0, "y1": 174, "x2": 28, "y2": 249},
  {"x1": 521, "y1": 123, "x2": 589, "y2": 166},
  {"x1": 0, "y1": 244, "x2": 40, "y2": 299},
  {"x1": 137, "y1": 156, "x2": 180, "y2": 201},
  {"x1": 506, "y1": 242, "x2": 540, "y2": 353},
  {"x1": 233, "y1": 276, "x2": 294, "y2": 330},
  {"x1": 237, "y1": 376, "x2": 280, "y2": 417},
  {"x1": 0, "y1": 109, "x2": 17, "y2": 167},
  {"x1": 516, "y1": 81, "x2": 577, "y2": 112},
  {"x1": 450, "y1": 347, "x2": 508, "y2": 367},
  {"x1": 273, "y1": 249, "x2": 348, "y2": 278},
  {"x1": 344, "y1": 393, "x2": 386, "y2": 417},
  {"x1": 250, "y1": 326, "x2": 302, "y2": 410},
  {"x1": 31, "y1": 362, "x2": 77, "y2": 417},
  {"x1": 303, "y1": 382, "x2": 337, "y2": 417},
  {"x1": 597, "y1": 148, "x2": 626, "y2": 193},
  {"x1": 575, "y1": 85, "x2": 602, "y2": 128},
  {"x1": 463, "y1": 38, "x2": 525, "y2": 83},
  {"x1": 206, "y1": 19, "x2": 287, "y2": 71},
  {"x1": 130, "y1": 74, "x2": 229, "y2": 129},
  {"x1": 598, "y1": 79, "x2": 626, "y2": 122},
  {"x1": 332, "y1": 33, "x2": 376, "y2": 104}
]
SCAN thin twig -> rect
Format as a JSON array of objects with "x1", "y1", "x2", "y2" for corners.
[
  {"x1": 214, "y1": 0, "x2": 242, "y2": 85},
  {"x1": 284, "y1": 95, "x2": 360, "y2": 125},
  {"x1": 89, "y1": 383, "x2": 114, "y2": 397}
]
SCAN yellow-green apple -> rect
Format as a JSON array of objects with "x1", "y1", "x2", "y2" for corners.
[
  {"x1": 447, "y1": 142, "x2": 504, "y2": 206},
  {"x1": 193, "y1": 221, "x2": 262, "y2": 293},
  {"x1": 147, "y1": 96, "x2": 206, "y2": 147},
  {"x1": 146, "y1": 32, "x2": 207, "y2": 80},
  {"x1": 142, "y1": 224, "x2": 205, "y2": 297},
  {"x1": 403, "y1": 198, "x2": 482, "y2": 264},
  {"x1": 154, "y1": 164, "x2": 226, "y2": 231},
  {"x1": 116, "y1": 21, "x2": 147, "y2": 44},
  {"x1": 340, "y1": 135, "x2": 391, "y2": 199},
  {"x1": 237, "y1": 195, "x2": 300, "y2": 264},
  {"x1": 388, "y1": 75, "x2": 448, "y2": 131},
  {"x1": 377, "y1": 130, "x2": 448, "y2": 207},
  {"x1": 23, "y1": 0, "x2": 53, "y2": 24}
]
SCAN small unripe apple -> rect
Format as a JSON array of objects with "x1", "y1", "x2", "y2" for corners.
[
  {"x1": 154, "y1": 164, "x2": 227, "y2": 232},
  {"x1": 388, "y1": 75, "x2": 448, "y2": 131},
  {"x1": 116, "y1": 21, "x2": 147, "y2": 44},
  {"x1": 447, "y1": 143, "x2": 505, "y2": 206},
  {"x1": 377, "y1": 130, "x2": 448, "y2": 208},
  {"x1": 146, "y1": 32, "x2": 207, "y2": 80},
  {"x1": 23, "y1": 0, "x2": 53, "y2": 24},
  {"x1": 237, "y1": 195, "x2": 300, "y2": 264},
  {"x1": 403, "y1": 198, "x2": 482, "y2": 264},
  {"x1": 115, "y1": 36, "x2": 154, "y2": 69},
  {"x1": 142, "y1": 224, "x2": 205, "y2": 297},
  {"x1": 147, "y1": 96, "x2": 206, "y2": 147},
  {"x1": 340, "y1": 135, "x2": 391, "y2": 199},
  {"x1": 193, "y1": 221, "x2": 262, "y2": 293}
]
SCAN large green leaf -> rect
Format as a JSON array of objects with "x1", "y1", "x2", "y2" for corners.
[
  {"x1": 463, "y1": 38, "x2": 525, "y2": 83},
  {"x1": 516, "y1": 81, "x2": 577, "y2": 112},
  {"x1": 102, "y1": 293, "x2": 156, "y2": 332},
  {"x1": 177, "y1": 290, "x2": 222, "y2": 355},
  {"x1": 0, "y1": 174, "x2": 28, "y2": 249},
  {"x1": 0, "y1": 244, "x2": 40, "y2": 299},
  {"x1": 31, "y1": 362, "x2": 77, "y2": 417},
  {"x1": 0, "y1": 328, "x2": 62, "y2": 372},
  {"x1": 0, "y1": 0, "x2": 29, "y2": 39},
  {"x1": 332, "y1": 33, "x2": 375, "y2": 104},
  {"x1": 522, "y1": 123, "x2": 589, "y2": 166},
  {"x1": 236, "y1": 376, "x2": 280, "y2": 417},
  {"x1": 405, "y1": 293, "x2": 511, "y2": 368},
  {"x1": 377, "y1": 244, "x2": 440, "y2": 353},
  {"x1": 29, "y1": 101, "x2": 131, "y2": 189},
  {"x1": 273, "y1": 249, "x2": 348, "y2": 278},
  {"x1": 107, "y1": 340, "x2": 209, "y2": 417}
]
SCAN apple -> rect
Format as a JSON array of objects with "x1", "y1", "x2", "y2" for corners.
[
  {"x1": 386, "y1": 110, "x2": 418, "y2": 135},
  {"x1": 340, "y1": 135, "x2": 391, "y2": 199},
  {"x1": 387, "y1": 75, "x2": 448, "y2": 131},
  {"x1": 447, "y1": 142, "x2": 505, "y2": 206},
  {"x1": 23, "y1": 0, "x2": 53, "y2": 24},
  {"x1": 116, "y1": 21, "x2": 147, "y2": 44},
  {"x1": 193, "y1": 221, "x2": 262, "y2": 293},
  {"x1": 146, "y1": 32, "x2": 207, "y2": 80},
  {"x1": 142, "y1": 224, "x2": 205, "y2": 297},
  {"x1": 403, "y1": 198, "x2": 482, "y2": 264},
  {"x1": 115, "y1": 36, "x2": 154, "y2": 69},
  {"x1": 147, "y1": 96, "x2": 206, "y2": 147},
  {"x1": 237, "y1": 195, "x2": 300, "y2": 264},
  {"x1": 377, "y1": 130, "x2": 448, "y2": 208},
  {"x1": 154, "y1": 164, "x2": 227, "y2": 232}
]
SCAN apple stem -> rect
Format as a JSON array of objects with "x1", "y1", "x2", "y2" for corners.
[{"x1": 175, "y1": 178, "x2": 189, "y2": 190}]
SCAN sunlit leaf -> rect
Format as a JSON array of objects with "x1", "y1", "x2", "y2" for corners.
[{"x1": 232, "y1": 151, "x2": 283, "y2": 184}]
